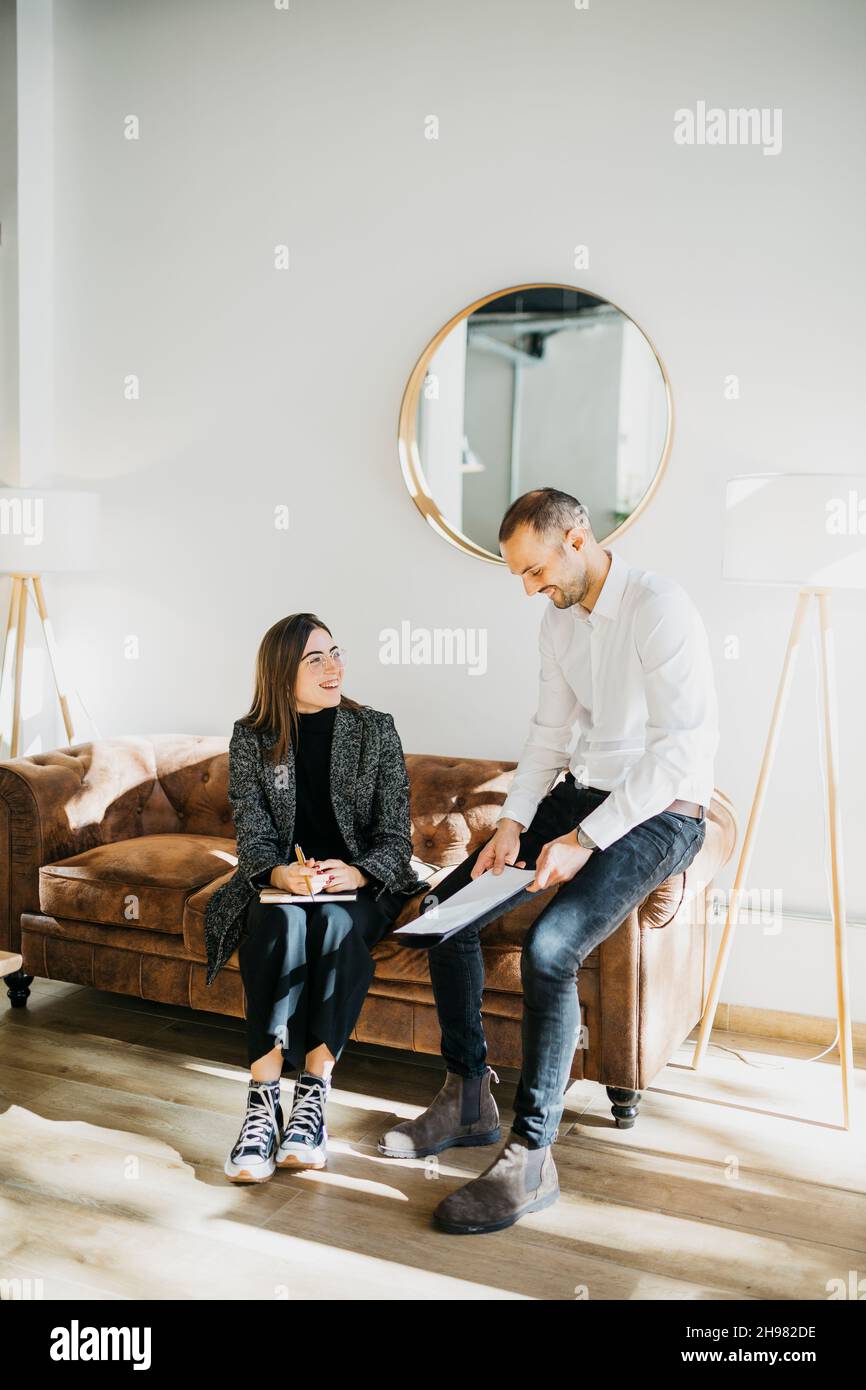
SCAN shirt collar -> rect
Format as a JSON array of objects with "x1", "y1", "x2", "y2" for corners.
[{"x1": 575, "y1": 548, "x2": 628, "y2": 627}]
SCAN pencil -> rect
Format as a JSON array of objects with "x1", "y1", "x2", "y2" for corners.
[{"x1": 294, "y1": 843, "x2": 316, "y2": 901}]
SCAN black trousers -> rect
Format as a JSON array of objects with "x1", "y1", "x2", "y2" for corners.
[{"x1": 238, "y1": 885, "x2": 404, "y2": 1072}]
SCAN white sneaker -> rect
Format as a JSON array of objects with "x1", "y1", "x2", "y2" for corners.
[
  {"x1": 224, "y1": 1079, "x2": 283, "y2": 1183},
  {"x1": 276, "y1": 1071, "x2": 329, "y2": 1170}
]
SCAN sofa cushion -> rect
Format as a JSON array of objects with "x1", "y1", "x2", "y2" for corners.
[
  {"x1": 39, "y1": 833, "x2": 237, "y2": 933},
  {"x1": 372, "y1": 936, "x2": 525, "y2": 994},
  {"x1": 184, "y1": 870, "x2": 236, "y2": 958}
]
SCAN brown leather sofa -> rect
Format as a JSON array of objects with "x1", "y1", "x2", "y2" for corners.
[{"x1": 0, "y1": 736, "x2": 736, "y2": 1127}]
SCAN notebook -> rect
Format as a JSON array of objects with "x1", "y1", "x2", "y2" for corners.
[{"x1": 258, "y1": 888, "x2": 358, "y2": 904}]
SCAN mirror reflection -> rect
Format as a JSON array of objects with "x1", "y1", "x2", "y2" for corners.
[{"x1": 409, "y1": 285, "x2": 671, "y2": 558}]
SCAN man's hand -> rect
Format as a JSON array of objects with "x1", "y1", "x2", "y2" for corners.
[
  {"x1": 471, "y1": 818, "x2": 527, "y2": 879},
  {"x1": 317, "y1": 859, "x2": 369, "y2": 891},
  {"x1": 528, "y1": 830, "x2": 593, "y2": 892}
]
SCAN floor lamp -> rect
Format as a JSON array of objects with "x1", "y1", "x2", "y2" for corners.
[
  {"x1": 0, "y1": 487, "x2": 100, "y2": 758},
  {"x1": 692, "y1": 473, "x2": 864, "y2": 1129}
]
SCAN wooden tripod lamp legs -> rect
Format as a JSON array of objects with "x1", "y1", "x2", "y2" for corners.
[
  {"x1": 0, "y1": 574, "x2": 76, "y2": 758},
  {"x1": 692, "y1": 588, "x2": 855, "y2": 1130},
  {"x1": 816, "y1": 592, "x2": 855, "y2": 1129},
  {"x1": 11, "y1": 577, "x2": 28, "y2": 757},
  {"x1": 31, "y1": 575, "x2": 75, "y2": 745}
]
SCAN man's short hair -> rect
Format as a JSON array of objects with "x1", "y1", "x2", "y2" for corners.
[{"x1": 498, "y1": 488, "x2": 591, "y2": 546}]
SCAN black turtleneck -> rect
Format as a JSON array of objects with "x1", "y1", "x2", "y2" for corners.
[{"x1": 289, "y1": 706, "x2": 352, "y2": 863}]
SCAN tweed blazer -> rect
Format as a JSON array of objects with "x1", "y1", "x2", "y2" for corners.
[{"x1": 203, "y1": 703, "x2": 428, "y2": 986}]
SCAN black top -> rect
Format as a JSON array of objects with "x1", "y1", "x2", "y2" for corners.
[{"x1": 290, "y1": 706, "x2": 352, "y2": 863}]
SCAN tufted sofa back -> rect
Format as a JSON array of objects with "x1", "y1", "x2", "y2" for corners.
[
  {"x1": 1, "y1": 736, "x2": 736, "y2": 968},
  {"x1": 403, "y1": 753, "x2": 515, "y2": 866},
  {"x1": 0, "y1": 738, "x2": 231, "y2": 864},
  {"x1": 0, "y1": 736, "x2": 516, "y2": 872}
]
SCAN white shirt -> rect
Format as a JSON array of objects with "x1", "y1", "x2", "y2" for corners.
[{"x1": 498, "y1": 548, "x2": 719, "y2": 851}]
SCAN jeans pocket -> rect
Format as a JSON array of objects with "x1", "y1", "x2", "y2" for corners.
[
  {"x1": 666, "y1": 820, "x2": 706, "y2": 878},
  {"x1": 640, "y1": 813, "x2": 681, "y2": 859}
]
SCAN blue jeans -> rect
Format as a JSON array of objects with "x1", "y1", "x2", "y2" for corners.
[
  {"x1": 238, "y1": 885, "x2": 403, "y2": 1072},
  {"x1": 426, "y1": 774, "x2": 707, "y2": 1147}
]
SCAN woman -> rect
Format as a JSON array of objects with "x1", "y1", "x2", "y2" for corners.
[{"x1": 204, "y1": 612, "x2": 427, "y2": 1184}]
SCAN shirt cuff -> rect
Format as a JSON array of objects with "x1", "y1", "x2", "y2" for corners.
[
  {"x1": 575, "y1": 802, "x2": 630, "y2": 853},
  {"x1": 498, "y1": 792, "x2": 539, "y2": 831}
]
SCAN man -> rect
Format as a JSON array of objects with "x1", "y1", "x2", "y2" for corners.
[{"x1": 379, "y1": 487, "x2": 718, "y2": 1234}]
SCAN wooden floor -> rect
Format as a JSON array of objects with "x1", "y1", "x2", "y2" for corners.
[{"x1": 1, "y1": 978, "x2": 864, "y2": 1301}]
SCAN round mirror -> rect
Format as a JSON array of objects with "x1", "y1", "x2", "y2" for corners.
[{"x1": 398, "y1": 283, "x2": 673, "y2": 563}]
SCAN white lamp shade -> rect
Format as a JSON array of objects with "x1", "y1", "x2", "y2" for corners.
[
  {"x1": 0, "y1": 488, "x2": 101, "y2": 573},
  {"x1": 723, "y1": 473, "x2": 866, "y2": 589}
]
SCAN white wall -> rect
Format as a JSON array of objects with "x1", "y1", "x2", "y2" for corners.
[
  {"x1": 16, "y1": 0, "x2": 866, "y2": 1018},
  {"x1": 0, "y1": 0, "x2": 18, "y2": 482}
]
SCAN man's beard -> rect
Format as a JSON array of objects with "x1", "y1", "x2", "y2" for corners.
[{"x1": 548, "y1": 570, "x2": 590, "y2": 608}]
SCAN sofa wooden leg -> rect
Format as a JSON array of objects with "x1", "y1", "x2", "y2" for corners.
[
  {"x1": 5, "y1": 969, "x2": 33, "y2": 1008},
  {"x1": 607, "y1": 1086, "x2": 641, "y2": 1128}
]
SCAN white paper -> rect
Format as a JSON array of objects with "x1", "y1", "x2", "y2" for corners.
[{"x1": 393, "y1": 866, "x2": 535, "y2": 939}]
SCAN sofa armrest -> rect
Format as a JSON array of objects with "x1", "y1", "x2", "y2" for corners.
[
  {"x1": 0, "y1": 739, "x2": 163, "y2": 955},
  {"x1": 638, "y1": 789, "x2": 738, "y2": 931},
  {"x1": 1, "y1": 751, "x2": 87, "y2": 952},
  {"x1": 0, "y1": 734, "x2": 234, "y2": 957}
]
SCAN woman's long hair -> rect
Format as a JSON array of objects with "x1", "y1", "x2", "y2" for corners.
[{"x1": 239, "y1": 612, "x2": 363, "y2": 766}]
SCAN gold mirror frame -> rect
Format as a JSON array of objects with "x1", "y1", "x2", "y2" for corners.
[{"x1": 398, "y1": 282, "x2": 674, "y2": 565}]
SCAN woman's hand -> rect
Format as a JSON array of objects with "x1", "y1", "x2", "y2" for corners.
[
  {"x1": 269, "y1": 861, "x2": 328, "y2": 894},
  {"x1": 317, "y1": 859, "x2": 368, "y2": 891}
]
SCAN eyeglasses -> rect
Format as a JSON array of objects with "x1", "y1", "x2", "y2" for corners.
[{"x1": 301, "y1": 645, "x2": 346, "y2": 674}]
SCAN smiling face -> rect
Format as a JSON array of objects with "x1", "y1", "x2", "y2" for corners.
[
  {"x1": 294, "y1": 626, "x2": 345, "y2": 713},
  {"x1": 500, "y1": 522, "x2": 591, "y2": 608}
]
